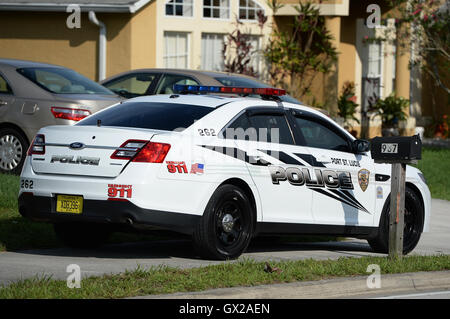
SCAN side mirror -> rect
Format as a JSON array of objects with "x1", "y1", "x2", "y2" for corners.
[{"x1": 352, "y1": 139, "x2": 370, "y2": 154}]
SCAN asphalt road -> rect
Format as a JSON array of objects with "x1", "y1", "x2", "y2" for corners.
[{"x1": 0, "y1": 198, "x2": 449, "y2": 287}]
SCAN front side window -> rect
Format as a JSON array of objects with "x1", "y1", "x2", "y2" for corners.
[
  {"x1": 155, "y1": 74, "x2": 199, "y2": 94},
  {"x1": 0, "y1": 74, "x2": 12, "y2": 94},
  {"x1": 165, "y1": 0, "x2": 193, "y2": 17},
  {"x1": 203, "y1": 0, "x2": 230, "y2": 19},
  {"x1": 17, "y1": 67, "x2": 114, "y2": 95},
  {"x1": 103, "y1": 73, "x2": 157, "y2": 98},
  {"x1": 78, "y1": 102, "x2": 214, "y2": 131},
  {"x1": 239, "y1": 0, "x2": 264, "y2": 21},
  {"x1": 164, "y1": 32, "x2": 189, "y2": 69},
  {"x1": 294, "y1": 116, "x2": 351, "y2": 152}
]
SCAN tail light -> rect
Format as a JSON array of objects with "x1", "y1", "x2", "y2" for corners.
[
  {"x1": 51, "y1": 107, "x2": 91, "y2": 121},
  {"x1": 133, "y1": 142, "x2": 171, "y2": 163},
  {"x1": 111, "y1": 140, "x2": 171, "y2": 163},
  {"x1": 27, "y1": 134, "x2": 45, "y2": 156}
]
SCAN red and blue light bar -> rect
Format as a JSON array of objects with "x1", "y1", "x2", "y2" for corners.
[{"x1": 173, "y1": 85, "x2": 286, "y2": 96}]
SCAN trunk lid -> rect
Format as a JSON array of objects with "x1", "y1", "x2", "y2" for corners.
[{"x1": 31, "y1": 125, "x2": 160, "y2": 177}]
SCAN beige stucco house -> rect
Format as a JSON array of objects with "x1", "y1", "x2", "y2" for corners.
[{"x1": 0, "y1": 0, "x2": 440, "y2": 137}]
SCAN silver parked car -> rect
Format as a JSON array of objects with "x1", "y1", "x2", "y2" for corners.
[
  {"x1": 0, "y1": 59, "x2": 122, "y2": 174},
  {"x1": 100, "y1": 69, "x2": 302, "y2": 104}
]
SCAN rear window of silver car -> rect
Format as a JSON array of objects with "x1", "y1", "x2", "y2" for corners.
[
  {"x1": 77, "y1": 102, "x2": 214, "y2": 131},
  {"x1": 17, "y1": 67, "x2": 114, "y2": 95}
]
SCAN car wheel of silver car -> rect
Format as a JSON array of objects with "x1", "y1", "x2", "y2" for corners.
[{"x1": 0, "y1": 128, "x2": 29, "y2": 175}]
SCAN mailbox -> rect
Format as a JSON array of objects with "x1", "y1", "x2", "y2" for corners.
[{"x1": 370, "y1": 135, "x2": 422, "y2": 163}]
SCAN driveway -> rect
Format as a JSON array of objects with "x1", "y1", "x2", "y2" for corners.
[{"x1": 0, "y1": 198, "x2": 449, "y2": 287}]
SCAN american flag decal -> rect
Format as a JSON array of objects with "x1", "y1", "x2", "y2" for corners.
[{"x1": 190, "y1": 163, "x2": 204, "y2": 174}]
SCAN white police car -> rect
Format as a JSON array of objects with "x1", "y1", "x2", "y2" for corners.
[{"x1": 18, "y1": 85, "x2": 431, "y2": 260}]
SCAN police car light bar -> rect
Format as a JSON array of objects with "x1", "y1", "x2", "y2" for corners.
[{"x1": 173, "y1": 85, "x2": 286, "y2": 96}]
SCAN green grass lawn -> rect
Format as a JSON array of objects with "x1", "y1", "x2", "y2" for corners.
[
  {"x1": 414, "y1": 148, "x2": 450, "y2": 201},
  {"x1": 0, "y1": 147, "x2": 449, "y2": 251},
  {"x1": 0, "y1": 254, "x2": 449, "y2": 299}
]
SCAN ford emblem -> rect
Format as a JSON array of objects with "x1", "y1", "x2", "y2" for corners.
[{"x1": 69, "y1": 142, "x2": 85, "y2": 150}]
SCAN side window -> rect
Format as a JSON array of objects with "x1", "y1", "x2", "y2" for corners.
[
  {"x1": 248, "y1": 113, "x2": 295, "y2": 145},
  {"x1": 156, "y1": 74, "x2": 199, "y2": 94},
  {"x1": 294, "y1": 116, "x2": 351, "y2": 152},
  {"x1": 104, "y1": 73, "x2": 157, "y2": 98},
  {"x1": 0, "y1": 75, "x2": 12, "y2": 94},
  {"x1": 223, "y1": 112, "x2": 253, "y2": 140}
]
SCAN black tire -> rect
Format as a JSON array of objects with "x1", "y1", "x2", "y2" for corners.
[
  {"x1": 0, "y1": 127, "x2": 29, "y2": 175},
  {"x1": 53, "y1": 222, "x2": 111, "y2": 249},
  {"x1": 368, "y1": 187, "x2": 424, "y2": 255},
  {"x1": 193, "y1": 184, "x2": 254, "y2": 260}
]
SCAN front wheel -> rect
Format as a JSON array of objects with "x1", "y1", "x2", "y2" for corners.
[
  {"x1": 193, "y1": 184, "x2": 254, "y2": 260},
  {"x1": 368, "y1": 187, "x2": 424, "y2": 255}
]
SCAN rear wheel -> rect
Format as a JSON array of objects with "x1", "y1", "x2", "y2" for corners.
[
  {"x1": 193, "y1": 184, "x2": 254, "y2": 260},
  {"x1": 0, "y1": 128, "x2": 28, "y2": 175},
  {"x1": 368, "y1": 187, "x2": 424, "y2": 255},
  {"x1": 54, "y1": 222, "x2": 111, "y2": 249}
]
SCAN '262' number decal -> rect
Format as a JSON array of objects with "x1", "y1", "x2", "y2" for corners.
[
  {"x1": 20, "y1": 179, "x2": 34, "y2": 189},
  {"x1": 198, "y1": 128, "x2": 216, "y2": 136}
]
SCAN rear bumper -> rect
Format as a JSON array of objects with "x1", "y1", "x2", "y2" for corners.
[{"x1": 18, "y1": 193, "x2": 200, "y2": 235}]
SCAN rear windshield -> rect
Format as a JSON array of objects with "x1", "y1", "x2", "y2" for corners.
[
  {"x1": 17, "y1": 67, "x2": 114, "y2": 95},
  {"x1": 214, "y1": 76, "x2": 302, "y2": 105},
  {"x1": 78, "y1": 102, "x2": 214, "y2": 131}
]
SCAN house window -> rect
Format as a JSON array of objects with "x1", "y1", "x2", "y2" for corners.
[
  {"x1": 248, "y1": 35, "x2": 261, "y2": 74},
  {"x1": 164, "y1": 32, "x2": 189, "y2": 68},
  {"x1": 239, "y1": 0, "x2": 264, "y2": 21},
  {"x1": 201, "y1": 33, "x2": 225, "y2": 71},
  {"x1": 203, "y1": 0, "x2": 230, "y2": 19},
  {"x1": 362, "y1": 39, "x2": 383, "y2": 110},
  {"x1": 165, "y1": 0, "x2": 193, "y2": 17}
]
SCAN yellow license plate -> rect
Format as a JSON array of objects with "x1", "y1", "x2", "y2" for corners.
[{"x1": 56, "y1": 195, "x2": 83, "y2": 214}]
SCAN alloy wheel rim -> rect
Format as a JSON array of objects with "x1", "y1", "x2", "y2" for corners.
[
  {"x1": 215, "y1": 199, "x2": 244, "y2": 248},
  {"x1": 0, "y1": 134, "x2": 23, "y2": 171}
]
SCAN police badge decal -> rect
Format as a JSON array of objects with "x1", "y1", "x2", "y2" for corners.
[{"x1": 358, "y1": 169, "x2": 370, "y2": 192}]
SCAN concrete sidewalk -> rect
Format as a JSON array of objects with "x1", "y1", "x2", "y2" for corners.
[{"x1": 139, "y1": 271, "x2": 450, "y2": 299}]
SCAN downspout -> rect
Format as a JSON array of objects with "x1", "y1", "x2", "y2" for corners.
[{"x1": 88, "y1": 11, "x2": 106, "y2": 81}]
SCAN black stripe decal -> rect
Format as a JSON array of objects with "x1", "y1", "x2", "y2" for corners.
[
  {"x1": 293, "y1": 153, "x2": 326, "y2": 168},
  {"x1": 312, "y1": 188, "x2": 362, "y2": 211},
  {"x1": 313, "y1": 188, "x2": 370, "y2": 214},
  {"x1": 201, "y1": 145, "x2": 305, "y2": 166},
  {"x1": 340, "y1": 190, "x2": 370, "y2": 213},
  {"x1": 200, "y1": 145, "x2": 271, "y2": 166},
  {"x1": 258, "y1": 150, "x2": 304, "y2": 166},
  {"x1": 328, "y1": 189, "x2": 364, "y2": 210},
  {"x1": 328, "y1": 189, "x2": 369, "y2": 214}
]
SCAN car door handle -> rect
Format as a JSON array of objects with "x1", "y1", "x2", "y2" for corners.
[
  {"x1": 247, "y1": 150, "x2": 271, "y2": 166},
  {"x1": 317, "y1": 155, "x2": 331, "y2": 164},
  {"x1": 249, "y1": 156, "x2": 270, "y2": 166}
]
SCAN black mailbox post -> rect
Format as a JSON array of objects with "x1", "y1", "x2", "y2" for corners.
[
  {"x1": 371, "y1": 135, "x2": 422, "y2": 163},
  {"x1": 370, "y1": 135, "x2": 422, "y2": 258}
]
